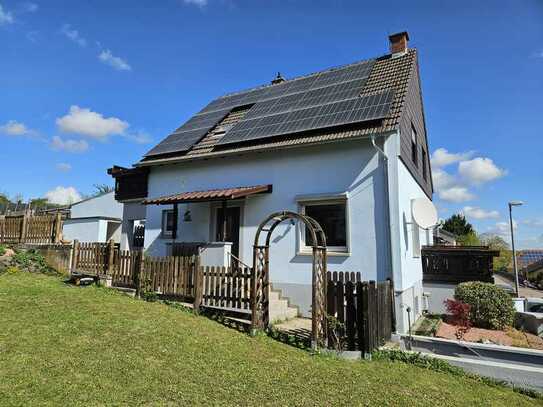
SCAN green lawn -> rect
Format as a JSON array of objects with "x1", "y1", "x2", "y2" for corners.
[{"x1": 0, "y1": 272, "x2": 539, "y2": 406}]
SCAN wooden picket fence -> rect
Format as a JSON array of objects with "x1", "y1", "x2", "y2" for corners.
[
  {"x1": 69, "y1": 241, "x2": 397, "y2": 348},
  {"x1": 201, "y1": 266, "x2": 253, "y2": 310},
  {"x1": 326, "y1": 271, "x2": 395, "y2": 354},
  {"x1": 0, "y1": 213, "x2": 62, "y2": 244},
  {"x1": 141, "y1": 255, "x2": 199, "y2": 300}
]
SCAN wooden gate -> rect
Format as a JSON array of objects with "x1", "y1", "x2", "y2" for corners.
[
  {"x1": 326, "y1": 272, "x2": 395, "y2": 354},
  {"x1": 253, "y1": 211, "x2": 327, "y2": 349}
]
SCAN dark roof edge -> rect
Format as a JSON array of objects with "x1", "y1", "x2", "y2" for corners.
[{"x1": 134, "y1": 130, "x2": 398, "y2": 168}]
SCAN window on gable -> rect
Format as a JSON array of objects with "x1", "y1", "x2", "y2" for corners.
[
  {"x1": 421, "y1": 148, "x2": 427, "y2": 181},
  {"x1": 162, "y1": 210, "x2": 175, "y2": 237},
  {"x1": 299, "y1": 198, "x2": 349, "y2": 253},
  {"x1": 411, "y1": 124, "x2": 418, "y2": 167}
]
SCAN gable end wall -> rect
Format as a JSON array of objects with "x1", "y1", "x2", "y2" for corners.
[{"x1": 398, "y1": 55, "x2": 433, "y2": 199}]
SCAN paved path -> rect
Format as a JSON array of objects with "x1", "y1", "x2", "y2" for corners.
[{"x1": 494, "y1": 274, "x2": 543, "y2": 298}]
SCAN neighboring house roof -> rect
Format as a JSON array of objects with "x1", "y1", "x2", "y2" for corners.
[
  {"x1": 518, "y1": 249, "x2": 543, "y2": 271},
  {"x1": 69, "y1": 191, "x2": 114, "y2": 208},
  {"x1": 139, "y1": 48, "x2": 416, "y2": 166},
  {"x1": 525, "y1": 258, "x2": 543, "y2": 276}
]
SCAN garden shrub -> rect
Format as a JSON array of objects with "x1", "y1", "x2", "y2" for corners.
[
  {"x1": 454, "y1": 282, "x2": 515, "y2": 330},
  {"x1": 0, "y1": 245, "x2": 6, "y2": 256}
]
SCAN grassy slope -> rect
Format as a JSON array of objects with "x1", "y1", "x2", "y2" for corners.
[{"x1": 0, "y1": 272, "x2": 538, "y2": 406}]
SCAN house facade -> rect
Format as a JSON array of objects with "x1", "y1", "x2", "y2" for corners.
[
  {"x1": 62, "y1": 191, "x2": 123, "y2": 243},
  {"x1": 110, "y1": 32, "x2": 434, "y2": 333}
]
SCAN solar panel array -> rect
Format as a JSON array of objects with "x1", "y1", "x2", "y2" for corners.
[
  {"x1": 145, "y1": 58, "x2": 393, "y2": 157},
  {"x1": 518, "y1": 250, "x2": 543, "y2": 269},
  {"x1": 217, "y1": 89, "x2": 394, "y2": 146}
]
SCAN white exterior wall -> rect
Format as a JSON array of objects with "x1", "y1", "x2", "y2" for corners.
[
  {"x1": 144, "y1": 139, "x2": 390, "y2": 292},
  {"x1": 70, "y1": 191, "x2": 122, "y2": 219},
  {"x1": 63, "y1": 218, "x2": 108, "y2": 242},
  {"x1": 120, "y1": 201, "x2": 146, "y2": 250},
  {"x1": 388, "y1": 150, "x2": 432, "y2": 333}
]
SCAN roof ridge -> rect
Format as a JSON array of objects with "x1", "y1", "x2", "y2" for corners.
[{"x1": 215, "y1": 55, "x2": 381, "y2": 101}]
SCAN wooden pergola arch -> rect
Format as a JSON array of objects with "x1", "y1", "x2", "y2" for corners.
[{"x1": 252, "y1": 211, "x2": 328, "y2": 348}]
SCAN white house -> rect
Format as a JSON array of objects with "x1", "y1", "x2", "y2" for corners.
[
  {"x1": 110, "y1": 32, "x2": 434, "y2": 333},
  {"x1": 63, "y1": 191, "x2": 123, "y2": 243}
]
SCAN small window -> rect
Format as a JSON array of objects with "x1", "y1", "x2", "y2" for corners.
[
  {"x1": 300, "y1": 200, "x2": 348, "y2": 252},
  {"x1": 161, "y1": 210, "x2": 175, "y2": 237},
  {"x1": 411, "y1": 125, "x2": 418, "y2": 167},
  {"x1": 421, "y1": 148, "x2": 427, "y2": 181}
]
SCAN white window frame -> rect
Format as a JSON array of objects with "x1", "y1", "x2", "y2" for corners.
[
  {"x1": 161, "y1": 209, "x2": 175, "y2": 238},
  {"x1": 296, "y1": 193, "x2": 350, "y2": 256}
]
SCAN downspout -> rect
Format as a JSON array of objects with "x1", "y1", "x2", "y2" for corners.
[{"x1": 370, "y1": 134, "x2": 394, "y2": 284}]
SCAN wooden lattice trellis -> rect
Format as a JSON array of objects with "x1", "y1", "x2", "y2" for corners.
[{"x1": 252, "y1": 211, "x2": 327, "y2": 349}]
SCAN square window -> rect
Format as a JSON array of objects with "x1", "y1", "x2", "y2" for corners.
[
  {"x1": 162, "y1": 210, "x2": 175, "y2": 237},
  {"x1": 300, "y1": 199, "x2": 348, "y2": 252}
]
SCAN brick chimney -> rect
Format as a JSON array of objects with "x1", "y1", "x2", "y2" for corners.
[{"x1": 389, "y1": 31, "x2": 409, "y2": 57}]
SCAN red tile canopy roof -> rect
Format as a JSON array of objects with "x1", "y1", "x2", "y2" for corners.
[{"x1": 143, "y1": 184, "x2": 272, "y2": 205}]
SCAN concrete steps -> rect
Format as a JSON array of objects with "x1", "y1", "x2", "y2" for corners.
[{"x1": 269, "y1": 285, "x2": 300, "y2": 323}]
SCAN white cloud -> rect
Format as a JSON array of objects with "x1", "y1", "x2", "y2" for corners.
[
  {"x1": 50, "y1": 136, "x2": 89, "y2": 153},
  {"x1": 458, "y1": 157, "x2": 506, "y2": 185},
  {"x1": 60, "y1": 24, "x2": 86, "y2": 47},
  {"x1": 521, "y1": 219, "x2": 543, "y2": 228},
  {"x1": 56, "y1": 106, "x2": 128, "y2": 139},
  {"x1": 432, "y1": 168, "x2": 475, "y2": 203},
  {"x1": 0, "y1": 3, "x2": 14, "y2": 25},
  {"x1": 432, "y1": 168, "x2": 455, "y2": 190},
  {"x1": 183, "y1": 0, "x2": 208, "y2": 6},
  {"x1": 431, "y1": 148, "x2": 474, "y2": 168},
  {"x1": 98, "y1": 49, "x2": 131, "y2": 71},
  {"x1": 462, "y1": 206, "x2": 500, "y2": 220},
  {"x1": 0, "y1": 120, "x2": 29, "y2": 136},
  {"x1": 0, "y1": 120, "x2": 40, "y2": 138},
  {"x1": 122, "y1": 131, "x2": 152, "y2": 144},
  {"x1": 487, "y1": 220, "x2": 517, "y2": 238},
  {"x1": 56, "y1": 163, "x2": 72, "y2": 172},
  {"x1": 45, "y1": 186, "x2": 81, "y2": 205},
  {"x1": 438, "y1": 186, "x2": 476, "y2": 203},
  {"x1": 22, "y1": 2, "x2": 38, "y2": 12}
]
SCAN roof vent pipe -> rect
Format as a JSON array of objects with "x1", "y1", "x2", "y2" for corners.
[
  {"x1": 388, "y1": 31, "x2": 409, "y2": 57},
  {"x1": 271, "y1": 72, "x2": 286, "y2": 85}
]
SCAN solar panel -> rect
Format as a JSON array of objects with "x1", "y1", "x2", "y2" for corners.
[
  {"x1": 146, "y1": 59, "x2": 378, "y2": 157},
  {"x1": 217, "y1": 89, "x2": 394, "y2": 146}
]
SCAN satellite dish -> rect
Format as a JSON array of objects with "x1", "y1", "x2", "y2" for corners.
[{"x1": 411, "y1": 198, "x2": 438, "y2": 229}]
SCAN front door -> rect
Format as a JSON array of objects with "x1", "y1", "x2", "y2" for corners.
[{"x1": 216, "y1": 206, "x2": 240, "y2": 258}]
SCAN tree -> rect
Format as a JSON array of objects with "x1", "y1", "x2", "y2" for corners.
[
  {"x1": 480, "y1": 233, "x2": 512, "y2": 272},
  {"x1": 442, "y1": 214, "x2": 474, "y2": 237},
  {"x1": 456, "y1": 231, "x2": 481, "y2": 246}
]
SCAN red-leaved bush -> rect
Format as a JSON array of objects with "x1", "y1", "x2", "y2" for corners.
[{"x1": 444, "y1": 299, "x2": 471, "y2": 340}]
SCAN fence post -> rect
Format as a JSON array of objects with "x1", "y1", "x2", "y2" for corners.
[
  {"x1": 53, "y1": 212, "x2": 63, "y2": 243},
  {"x1": 0, "y1": 216, "x2": 4, "y2": 244},
  {"x1": 107, "y1": 239, "x2": 116, "y2": 275},
  {"x1": 20, "y1": 212, "x2": 28, "y2": 243},
  {"x1": 250, "y1": 265, "x2": 258, "y2": 333},
  {"x1": 71, "y1": 240, "x2": 80, "y2": 275},
  {"x1": 135, "y1": 249, "x2": 145, "y2": 298},
  {"x1": 192, "y1": 255, "x2": 203, "y2": 313},
  {"x1": 387, "y1": 278, "x2": 397, "y2": 334},
  {"x1": 103, "y1": 239, "x2": 116, "y2": 287}
]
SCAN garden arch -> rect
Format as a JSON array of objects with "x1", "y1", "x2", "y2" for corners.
[{"x1": 252, "y1": 211, "x2": 328, "y2": 348}]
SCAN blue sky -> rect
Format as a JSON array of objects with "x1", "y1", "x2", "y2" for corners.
[{"x1": 0, "y1": 0, "x2": 542, "y2": 248}]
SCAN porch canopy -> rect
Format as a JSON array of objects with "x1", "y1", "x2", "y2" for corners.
[
  {"x1": 142, "y1": 184, "x2": 272, "y2": 205},
  {"x1": 142, "y1": 184, "x2": 272, "y2": 243}
]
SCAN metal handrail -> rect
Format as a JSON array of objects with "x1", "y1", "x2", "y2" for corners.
[{"x1": 228, "y1": 252, "x2": 251, "y2": 269}]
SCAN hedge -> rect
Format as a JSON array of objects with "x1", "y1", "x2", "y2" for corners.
[{"x1": 454, "y1": 281, "x2": 515, "y2": 330}]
